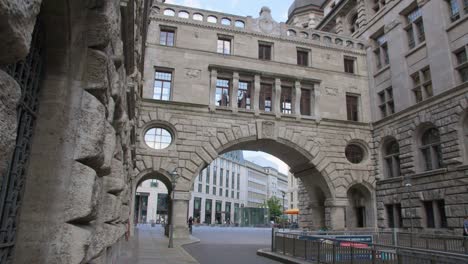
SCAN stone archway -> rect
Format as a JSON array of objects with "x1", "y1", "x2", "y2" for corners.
[{"x1": 346, "y1": 183, "x2": 376, "y2": 228}]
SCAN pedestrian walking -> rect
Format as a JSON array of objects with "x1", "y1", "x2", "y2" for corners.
[
  {"x1": 463, "y1": 216, "x2": 468, "y2": 253},
  {"x1": 188, "y1": 216, "x2": 193, "y2": 234}
]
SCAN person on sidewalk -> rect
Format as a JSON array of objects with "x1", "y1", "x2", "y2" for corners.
[
  {"x1": 188, "y1": 216, "x2": 193, "y2": 234},
  {"x1": 463, "y1": 216, "x2": 468, "y2": 253}
]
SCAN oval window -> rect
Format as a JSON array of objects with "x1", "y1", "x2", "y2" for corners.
[
  {"x1": 193, "y1": 13, "x2": 204, "y2": 21},
  {"x1": 145, "y1": 128, "x2": 173, "y2": 150},
  {"x1": 207, "y1": 16, "x2": 217, "y2": 23},
  {"x1": 345, "y1": 144, "x2": 365, "y2": 164},
  {"x1": 163, "y1": 9, "x2": 175, "y2": 16}
]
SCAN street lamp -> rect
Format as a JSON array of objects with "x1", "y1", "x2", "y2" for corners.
[
  {"x1": 281, "y1": 191, "x2": 286, "y2": 230},
  {"x1": 168, "y1": 168, "x2": 180, "y2": 248},
  {"x1": 405, "y1": 183, "x2": 414, "y2": 247}
]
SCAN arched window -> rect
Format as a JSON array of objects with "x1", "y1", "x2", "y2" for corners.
[
  {"x1": 221, "y1": 18, "x2": 231, "y2": 26},
  {"x1": 383, "y1": 139, "x2": 400, "y2": 178},
  {"x1": 178, "y1": 11, "x2": 189, "y2": 19},
  {"x1": 193, "y1": 13, "x2": 204, "y2": 21},
  {"x1": 287, "y1": 29, "x2": 296, "y2": 37},
  {"x1": 324, "y1": 36, "x2": 332, "y2": 43},
  {"x1": 311, "y1": 34, "x2": 321, "y2": 41},
  {"x1": 350, "y1": 13, "x2": 359, "y2": 34},
  {"x1": 335, "y1": 38, "x2": 343, "y2": 45},
  {"x1": 207, "y1": 15, "x2": 217, "y2": 23},
  {"x1": 421, "y1": 128, "x2": 443, "y2": 171},
  {"x1": 235, "y1": 20, "x2": 245, "y2": 28},
  {"x1": 346, "y1": 41, "x2": 354, "y2": 48},
  {"x1": 300, "y1": 32, "x2": 309, "y2": 38},
  {"x1": 163, "y1": 9, "x2": 175, "y2": 16}
]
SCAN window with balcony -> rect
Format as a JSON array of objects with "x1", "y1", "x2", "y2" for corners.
[
  {"x1": 405, "y1": 6, "x2": 425, "y2": 49},
  {"x1": 378, "y1": 87, "x2": 394, "y2": 118},
  {"x1": 160, "y1": 28, "x2": 175, "y2": 46},
  {"x1": 215, "y1": 79, "x2": 230, "y2": 107},
  {"x1": 237, "y1": 81, "x2": 251, "y2": 109},
  {"x1": 259, "y1": 43, "x2": 272, "y2": 60},
  {"x1": 297, "y1": 49, "x2": 309, "y2": 66},
  {"x1": 217, "y1": 38, "x2": 231, "y2": 55},
  {"x1": 281, "y1": 87, "x2": 292, "y2": 114},
  {"x1": 373, "y1": 33, "x2": 389, "y2": 70},
  {"x1": 383, "y1": 138, "x2": 400, "y2": 178},
  {"x1": 300, "y1": 89, "x2": 311, "y2": 116},
  {"x1": 411, "y1": 67, "x2": 432, "y2": 103},
  {"x1": 455, "y1": 47, "x2": 468, "y2": 83},
  {"x1": 344, "y1": 57, "x2": 356, "y2": 73},
  {"x1": 421, "y1": 128, "x2": 443, "y2": 171},
  {"x1": 346, "y1": 94, "x2": 360, "y2": 121},
  {"x1": 153, "y1": 71, "x2": 172, "y2": 100},
  {"x1": 259, "y1": 83, "x2": 272, "y2": 112}
]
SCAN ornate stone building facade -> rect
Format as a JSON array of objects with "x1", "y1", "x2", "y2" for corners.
[{"x1": 314, "y1": 0, "x2": 468, "y2": 232}]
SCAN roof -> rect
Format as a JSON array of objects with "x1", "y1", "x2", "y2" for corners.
[{"x1": 288, "y1": 0, "x2": 326, "y2": 18}]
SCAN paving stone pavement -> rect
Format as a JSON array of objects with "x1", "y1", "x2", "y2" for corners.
[{"x1": 117, "y1": 225, "x2": 199, "y2": 264}]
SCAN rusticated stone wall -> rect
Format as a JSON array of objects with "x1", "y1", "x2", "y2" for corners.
[{"x1": 0, "y1": 0, "x2": 143, "y2": 263}]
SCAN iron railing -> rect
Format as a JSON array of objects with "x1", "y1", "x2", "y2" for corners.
[{"x1": 272, "y1": 231, "x2": 468, "y2": 264}]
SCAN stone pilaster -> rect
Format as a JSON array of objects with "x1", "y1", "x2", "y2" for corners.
[
  {"x1": 172, "y1": 190, "x2": 191, "y2": 239},
  {"x1": 232, "y1": 72, "x2": 239, "y2": 112},
  {"x1": 253, "y1": 74, "x2": 261, "y2": 115},
  {"x1": 209, "y1": 69, "x2": 218, "y2": 111},
  {"x1": 325, "y1": 198, "x2": 348, "y2": 230},
  {"x1": 294, "y1": 80, "x2": 301, "y2": 117},
  {"x1": 274, "y1": 78, "x2": 281, "y2": 118}
]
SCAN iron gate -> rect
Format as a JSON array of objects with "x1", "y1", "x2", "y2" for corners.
[{"x1": 0, "y1": 21, "x2": 44, "y2": 263}]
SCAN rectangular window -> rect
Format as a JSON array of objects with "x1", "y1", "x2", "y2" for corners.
[
  {"x1": 198, "y1": 183, "x2": 202, "y2": 193},
  {"x1": 198, "y1": 173, "x2": 203, "y2": 182},
  {"x1": 237, "y1": 174, "x2": 240, "y2": 189},
  {"x1": 217, "y1": 38, "x2": 231, "y2": 55},
  {"x1": 150, "y1": 180, "x2": 158, "y2": 188},
  {"x1": 213, "y1": 187, "x2": 216, "y2": 194},
  {"x1": 206, "y1": 166, "x2": 210, "y2": 184},
  {"x1": 232, "y1": 172, "x2": 235, "y2": 187},
  {"x1": 412, "y1": 67, "x2": 432, "y2": 103},
  {"x1": 297, "y1": 50, "x2": 309, "y2": 66},
  {"x1": 344, "y1": 57, "x2": 356, "y2": 73},
  {"x1": 386, "y1": 204, "x2": 395, "y2": 228},
  {"x1": 237, "y1": 192, "x2": 240, "y2": 199},
  {"x1": 153, "y1": 71, "x2": 172, "y2": 101},
  {"x1": 213, "y1": 166, "x2": 217, "y2": 185},
  {"x1": 219, "y1": 188, "x2": 223, "y2": 196},
  {"x1": 220, "y1": 168, "x2": 224, "y2": 186},
  {"x1": 259, "y1": 44, "x2": 272, "y2": 60},
  {"x1": 374, "y1": 33, "x2": 389, "y2": 70},
  {"x1": 259, "y1": 83, "x2": 272, "y2": 112},
  {"x1": 225, "y1": 190, "x2": 228, "y2": 197},
  {"x1": 231, "y1": 190, "x2": 234, "y2": 198},
  {"x1": 346, "y1": 94, "x2": 359, "y2": 121},
  {"x1": 405, "y1": 6, "x2": 425, "y2": 49},
  {"x1": 160, "y1": 29, "x2": 175, "y2": 46},
  {"x1": 447, "y1": 0, "x2": 460, "y2": 21},
  {"x1": 437, "y1": 200, "x2": 448, "y2": 228},
  {"x1": 237, "y1": 81, "x2": 251, "y2": 109},
  {"x1": 226, "y1": 171, "x2": 229, "y2": 188},
  {"x1": 378, "y1": 87, "x2": 395, "y2": 118},
  {"x1": 455, "y1": 48, "x2": 468, "y2": 83},
  {"x1": 215, "y1": 79, "x2": 230, "y2": 107},
  {"x1": 300, "y1": 89, "x2": 311, "y2": 116},
  {"x1": 424, "y1": 201, "x2": 435, "y2": 228},
  {"x1": 206, "y1": 185, "x2": 209, "y2": 194},
  {"x1": 281, "y1": 87, "x2": 292, "y2": 114}
]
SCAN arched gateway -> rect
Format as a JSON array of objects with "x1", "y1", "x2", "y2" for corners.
[{"x1": 132, "y1": 100, "x2": 376, "y2": 238}]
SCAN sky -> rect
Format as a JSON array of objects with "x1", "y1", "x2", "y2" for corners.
[
  {"x1": 164, "y1": 0, "x2": 295, "y2": 22},
  {"x1": 243, "y1": 151, "x2": 290, "y2": 175}
]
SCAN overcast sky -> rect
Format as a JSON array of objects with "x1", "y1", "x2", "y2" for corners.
[{"x1": 165, "y1": 0, "x2": 295, "y2": 22}]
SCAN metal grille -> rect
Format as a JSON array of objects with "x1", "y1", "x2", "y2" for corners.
[{"x1": 0, "y1": 21, "x2": 44, "y2": 263}]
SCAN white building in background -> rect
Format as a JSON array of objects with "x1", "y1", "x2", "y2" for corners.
[
  {"x1": 289, "y1": 172, "x2": 299, "y2": 210},
  {"x1": 136, "y1": 150, "x2": 292, "y2": 225},
  {"x1": 135, "y1": 179, "x2": 169, "y2": 224}
]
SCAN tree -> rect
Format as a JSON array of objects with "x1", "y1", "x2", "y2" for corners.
[{"x1": 266, "y1": 197, "x2": 282, "y2": 221}]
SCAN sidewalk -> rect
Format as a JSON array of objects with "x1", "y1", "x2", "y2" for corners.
[{"x1": 116, "y1": 225, "x2": 199, "y2": 264}]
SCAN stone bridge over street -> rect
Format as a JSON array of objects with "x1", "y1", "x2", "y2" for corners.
[{"x1": 132, "y1": 100, "x2": 376, "y2": 238}]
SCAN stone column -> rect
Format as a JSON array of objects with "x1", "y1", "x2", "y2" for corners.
[
  {"x1": 274, "y1": 78, "x2": 281, "y2": 117},
  {"x1": 313, "y1": 84, "x2": 320, "y2": 120},
  {"x1": 209, "y1": 69, "x2": 218, "y2": 111},
  {"x1": 253, "y1": 74, "x2": 261, "y2": 115},
  {"x1": 172, "y1": 190, "x2": 191, "y2": 239},
  {"x1": 325, "y1": 198, "x2": 348, "y2": 230},
  {"x1": 293, "y1": 80, "x2": 301, "y2": 117},
  {"x1": 232, "y1": 72, "x2": 239, "y2": 112}
]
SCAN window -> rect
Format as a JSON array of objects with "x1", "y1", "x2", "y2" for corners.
[
  {"x1": 150, "y1": 180, "x2": 158, "y2": 188},
  {"x1": 287, "y1": 29, "x2": 296, "y2": 37},
  {"x1": 153, "y1": 71, "x2": 172, "y2": 100},
  {"x1": 178, "y1": 11, "x2": 189, "y2": 19},
  {"x1": 198, "y1": 172, "x2": 203, "y2": 182},
  {"x1": 237, "y1": 174, "x2": 240, "y2": 189},
  {"x1": 378, "y1": 87, "x2": 395, "y2": 118},
  {"x1": 386, "y1": 204, "x2": 402, "y2": 228},
  {"x1": 144, "y1": 128, "x2": 172, "y2": 149},
  {"x1": 213, "y1": 165, "x2": 217, "y2": 185},
  {"x1": 346, "y1": 94, "x2": 359, "y2": 121},
  {"x1": 455, "y1": 48, "x2": 468, "y2": 83},
  {"x1": 163, "y1": 9, "x2": 175, "y2": 16},
  {"x1": 345, "y1": 144, "x2": 365, "y2": 164},
  {"x1": 424, "y1": 200, "x2": 448, "y2": 228},
  {"x1": 281, "y1": 87, "x2": 292, "y2": 114},
  {"x1": 259, "y1": 83, "x2": 272, "y2": 112},
  {"x1": 226, "y1": 172, "x2": 229, "y2": 188},
  {"x1": 300, "y1": 89, "x2": 311, "y2": 116},
  {"x1": 405, "y1": 6, "x2": 425, "y2": 49},
  {"x1": 215, "y1": 79, "x2": 230, "y2": 107},
  {"x1": 225, "y1": 190, "x2": 228, "y2": 197},
  {"x1": 235, "y1": 20, "x2": 245, "y2": 28},
  {"x1": 344, "y1": 57, "x2": 356, "y2": 73},
  {"x1": 219, "y1": 188, "x2": 223, "y2": 196},
  {"x1": 207, "y1": 16, "x2": 217, "y2": 23},
  {"x1": 300, "y1": 32, "x2": 309, "y2": 38},
  {"x1": 232, "y1": 172, "x2": 235, "y2": 187},
  {"x1": 206, "y1": 185, "x2": 209, "y2": 194},
  {"x1": 237, "y1": 81, "x2": 251, "y2": 109},
  {"x1": 220, "y1": 168, "x2": 224, "y2": 185},
  {"x1": 198, "y1": 183, "x2": 202, "y2": 193},
  {"x1": 297, "y1": 50, "x2": 309, "y2": 66},
  {"x1": 213, "y1": 187, "x2": 216, "y2": 194},
  {"x1": 237, "y1": 192, "x2": 240, "y2": 199},
  {"x1": 312, "y1": 34, "x2": 320, "y2": 41},
  {"x1": 350, "y1": 14, "x2": 359, "y2": 34},
  {"x1": 221, "y1": 18, "x2": 231, "y2": 26},
  {"x1": 447, "y1": 0, "x2": 460, "y2": 22},
  {"x1": 160, "y1": 29, "x2": 175, "y2": 46},
  {"x1": 217, "y1": 38, "x2": 231, "y2": 55},
  {"x1": 374, "y1": 33, "x2": 389, "y2": 70},
  {"x1": 231, "y1": 191, "x2": 234, "y2": 198},
  {"x1": 421, "y1": 128, "x2": 443, "y2": 171},
  {"x1": 259, "y1": 43, "x2": 272, "y2": 60},
  {"x1": 383, "y1": 139, "x2": 400, "y2": 178},
  {"x1": 206, "y1": 167, "x2": 210, "y2": 184},
  {"x1": 411, "y1": 67, "x2": 432, "y2": 103},
  {"x1": 193, "y1": 13, "x2": 204, "y2": 21}
]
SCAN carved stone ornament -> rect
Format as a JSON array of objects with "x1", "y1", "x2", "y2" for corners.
[
  {"x1": 184, "y1": 68, "x2": 201, "y2": 79},
  {"x1": 262, "y1": 121, "x2": 275, "y2": 138},
  {"x1": 325, "y1": 87, "x2": 339, "y2": 96}
]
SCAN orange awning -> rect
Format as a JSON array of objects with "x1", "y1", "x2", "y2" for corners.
[{"x1": 284, "y1": 209, "x2": 299, "y2": 215}]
